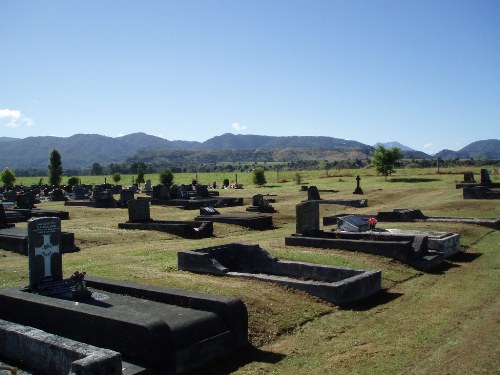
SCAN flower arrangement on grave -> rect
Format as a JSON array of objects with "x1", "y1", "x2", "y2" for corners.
[
  {"x1": 70, "y1": 270, "x2": 92, "y2": 300},
  {"x1": 367, "y1": 218, "x2": 378, "y2": 230}
]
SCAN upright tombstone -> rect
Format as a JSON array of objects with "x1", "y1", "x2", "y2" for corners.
[
  {"x1": 177, "y1": 185, "x2": 190, "y2": 200},
  {"x1": 119, "y1": 189, "x2": 135, "y2": 206},
  {"x1": 16, "y1": 194, "x2": 35, "y2": 209},
  {"x1": 28, "y1": 217, "x2": 63, "y2": 291},
  {"x1": 462, "y1": 172, "x2": 475, "y2": 183},
  {"x1": 307, "y1": 186, "x2": 321, "y2": 200},
  {"x1": 480, "y1": 169, "x2": 492, "y2": 185},
  {"x1": 127, "y1": 199, "x2": 151, "y2": 222},
  {"x1": 353, "y1": 175, "x2": 364, "y2": 195},
  {"x1": 252, "y1": 194, "x2": 264, "y2": 207},
  {"x1": 296, "y1": 201, "x2": 320, "y2": 235},
  {"x1": 145, "y1": 179, "x2": 152, "y2": 192},
  {"x1": 152, "y1": 184, "x2": 169, "y2": 200},
  {"x1": 196, "y1": 185, "x2": 210, "y2": 198},
  {"x1": 0, "y1": 205, "x2": 11, "y2": 229},
  {"x1": 73, "y1": 186, "x2": 86, "y2": 200}
]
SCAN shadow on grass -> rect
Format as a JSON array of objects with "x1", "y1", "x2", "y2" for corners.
[
  {"x1": 183, "y1": 345, "x2": 286, "y2": 375},
  {"x1": 425, "y1": 261, "x2": 461, "y2": 275},
  {"x1": 339, "y1": 289, "x2": 403, "y2": 311},
  {"x1": 448, "y1": 251, "x2": 482, "y2": 263},
  {"x1": 389, "y1": 178, "x2": 441, "y2": 183}
]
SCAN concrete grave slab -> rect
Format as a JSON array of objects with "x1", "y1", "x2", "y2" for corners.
[
  {"x1": 118, "y1": 199, "x2": 213, "y2": 238},
  {"x1": 178, "y1": 243, "x2": 381, "y2": 305},
  {"x1": 0, "y1": 277, "x2": 248, "y2": 375}
]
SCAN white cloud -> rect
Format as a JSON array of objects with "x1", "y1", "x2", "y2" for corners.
[
  {"x1": 231, "y1": 122, "x2": 247, "y2": 131},
  {"x1": 0, "y1": 108, "x2": 34, "y2": 128},
  {"x1": 423, "y1": 143, "x2": 433, "y2": 149}
]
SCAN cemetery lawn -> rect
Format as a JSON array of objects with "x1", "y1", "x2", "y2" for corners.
[{"x1": 1, "y1": 169, "x2": 499, "y2": 374}]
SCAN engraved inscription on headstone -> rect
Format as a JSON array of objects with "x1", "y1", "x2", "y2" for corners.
[
  {"x1": 28, "y1": 217, "x2": 62, "y2": 289},
  {"x1": 127, "y1": 199, "x2": 151, "y2": 222}
]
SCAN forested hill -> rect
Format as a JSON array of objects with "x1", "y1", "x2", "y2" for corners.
[{"x1": 0, "y1": 132, "x2": 497, "y2": 171}]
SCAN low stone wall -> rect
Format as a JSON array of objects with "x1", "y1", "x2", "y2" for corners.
[{"x1": 0, "y1": 319, "x2": 122, "y2": 375}]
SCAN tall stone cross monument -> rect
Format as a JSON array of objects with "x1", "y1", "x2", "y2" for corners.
[{"x1": 28, "y1": 217, "x2": 63, "y2": 289}]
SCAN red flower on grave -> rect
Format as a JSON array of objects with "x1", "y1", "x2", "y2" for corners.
[{"x1": 367, "y1": 218, "x2": 378, "y2": 225}]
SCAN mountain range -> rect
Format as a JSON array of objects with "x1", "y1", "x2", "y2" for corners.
[{"x1": 0, "y1": 133, "x2": 498, "y2": 171}]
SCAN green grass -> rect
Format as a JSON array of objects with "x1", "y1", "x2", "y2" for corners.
[{"x1": 1, "y1": 168, "x2": 499, "y2": 374}]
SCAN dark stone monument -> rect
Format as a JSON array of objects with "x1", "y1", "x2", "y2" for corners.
[
  {"x1": 48, "y1": 188, "x2": 68, "y2": 201},
  {"x1": 462, "y1": 171, "x2": 475, "y2": 183},
  {"x1": 94, "y1": 190, "x2": 116, "y2": 208},
  {"x1": 296, "y1": 201, "x2": 320, "y2": 235},
  {"x1": 246, "y1": 194, "x2": 277, "y2": 213},
  {"x1": 195, "y1": 185, "x2": 210, "y2": 198},
  {"x1": 28, "y1": 217, "x2": 63, "y2": 291},
  {"x1": 307, "y1": 186, "x2": 321, "y2": 200},
  {"x1": 16, "y1": 194, "x2": 36, "y2": 209},
  {"x1": 0, "y1": 205, "x2": 14, "y2": 229},
  {"x1": 118, "y1": 189, "x2": 134, "y2": 207},
  {"x1": 200, "y1": 207, "x2": 220, "y2": 215},
  {"x1": 480, "y1": 168, "x2": 492, "y2": 185},
  {"x1": 353, "y1": 175, "x2": 364, "y2": 195},
  {"x1": 127, "y1": 199, "x2": 151, "y2": 222},
  {"x1": 72, "y1": 186, "x2": 86, "y2": 200}
]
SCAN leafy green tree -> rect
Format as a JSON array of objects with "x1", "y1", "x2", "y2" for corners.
[
  {"x1": 293, "y1": 172, "x2": 303, "y2": 185},
  {"x1": 112, "y1": 173, "x2": 121, "y2": 184},
  {"x1": 252, "y1": 169, "x2": 267, "y2": 187},
  {"x1": 67, "y1": 176, "x2": 80, "y2": 186},
  {"x1": 91, "y1": 162, "x2": 104, "y2": 176},
  {"x1": 159, "y1": 168, "x2": 174, "y2": 186},
  {"x1": 371, "y1": 145, "x2": 403, "y2": 180},
  {"x1": 1, "y1": 167, "x2": 16, "y2": 188},
  {"x1": 48, "y1": 149, "x2": 63, "y2": 186},
  {"x1": 135, "y1": 166, "x2": 145, "y2": 186}
]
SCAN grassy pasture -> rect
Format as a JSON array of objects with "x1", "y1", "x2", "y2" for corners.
[{"x1": 1, "y1": 169, "x2": 499, "y2": 374}]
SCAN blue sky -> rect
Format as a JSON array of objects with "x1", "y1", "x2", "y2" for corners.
[{"x1": 1, "y1": 1, "x2": 498, "y2": 154}]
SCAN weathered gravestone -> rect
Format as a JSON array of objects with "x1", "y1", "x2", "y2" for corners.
[
  {"x1": 481, "y1": 168, "x2": 492, "y2": 185},
  {"x1": 72, "y1": 186, "x2": 86, "y2": 200},
  {"x1": 16, "y1": 194, "x2": 36, "y2": 209},
  {"x1": 127, "y1": 199, "x2": 151, "y2": 222},
  {"x1": 462, "y1": 172, "x2": 475, "y2": 183},
  {"x1": 118, "y1": 189, "x2": 134, "y2": 207},
  {"x1": 28, "y1": 217, "x2": 63, "y2": 291},
  {"x1": 296, "y1": 201, "x2": 320, "y2": 235},
  {"x1": 152, "y1": 184, "x2": 169, "y2": 200},
  {"x1": 145, "y1": 179, "x2": 152, "y2": 192},
  {"x1": 307, "y1": 186, "x2": 321, "y2": 200},
  {"x1": 0, "y1": 205, "x2": 13, "y2": 229},
  {"x1": 94, "y1": 190, "x2": 116, "y2": 208},
  {"x1": 195, "y1": 185, "x2": 210, "y2": 198},
  {"x1": 178, "y1": 185, "x2": 190, "y2": 200},
  {"x1": 353, "y1": 175, "x2": 364, "y2": 195}
]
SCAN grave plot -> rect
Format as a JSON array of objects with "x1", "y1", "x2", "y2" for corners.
[
  {"x1": 151, "y1": 184, "x2": 243, "y2": 209},
  {"x1": 285, "y1": 202, "x2": 448, "y2": 271},
  {"x1": 6, "y1": 193, "x2": 70, "y2": 221},
  {"x1": 456, "y1": 169, "x2": 500, "y2": 189},
  {"x1": 194, "y1": 212, "x2": 273, "y2": 230},
  {"x1": 323, "y1": 208, "x2": 500, "y2": 230},
  {"x1": 246, "y1": 194, "x2": 277, "y2": 213},
  {"x1": 178, "y1": 243, "x2": 381, "y2": 305},
  {"x1": 0, "y1": 215, "x2": 78, "y2": 255},
  {"x1": 0, "y1": 216, "x2": 248, "y2": 375},
  {"x1": 118, "y1": 199, "x2": 213, "y2": 238},
  {"x1": 64, "y1": 188, "x2": 117, "y2": 208},
  {"x1": 305, "y1": 186, "x2": 368, "y2": 207}
]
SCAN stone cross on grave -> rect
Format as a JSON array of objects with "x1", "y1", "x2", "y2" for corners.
[
  {"x1": 28, "y1": 217, "x2": 63, "y2": 289},
  {"x1": 34, "y1": 233, "x2": 60, "y2": 278},
  {"x1": 353, "y1": 175, "x2": 364, "y2": 195}
]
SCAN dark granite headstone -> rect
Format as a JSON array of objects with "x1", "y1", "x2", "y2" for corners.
[
  {"x1": 307, "y1": 186, "x2": 321, "y2": 200},
  {"x1": 481, "y1": 169, "x2": 492, "y2": 185},
  {"x1": 28, "y1": 217, "x2": 62, "y2": 290},
  {"x1": 94, "y1": 190, "x2": 116, "y2": 208},
  {"x1": 73, "y1": 186, "x2": 86, "y2": 200},
  {"x1": 196, "y1": 185, "x2": 210, "y2": 198},
  {"x1": 16, "y1": 194, "x2": 35, "y2": 209},
  {"x1": 462, "y1": 172, "x2": 475, "y2": 183},
  {"x1": 296, "y1": 201, "x2": 319, "y2": 235},
  {"x1": 178, "y1": 186, "x2": 190, "y2": 200},
  {"x1": 0, "y1": 205, "x2": 9, "y2": 229},
  {"x1": 252, "y1": 194, "x2": 264, "y2": 206},
  {"x1": 127, "y1": 199, "x2": 151, "y2": 222},
  {"x1": 119, "y1": 189, "x2": 134, "y2": 205},
  {"x1": 153, "y1": 185, "x2": 169, "y2": 200},
  {"x1": 200, "y1": 207, "x2": 220, "y2": 215}
]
